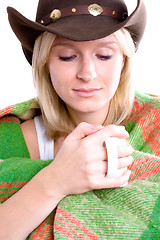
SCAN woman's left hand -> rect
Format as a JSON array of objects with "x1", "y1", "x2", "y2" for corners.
[{"x1": 45, "y1": 123, "x2": 133, "y2": 200}]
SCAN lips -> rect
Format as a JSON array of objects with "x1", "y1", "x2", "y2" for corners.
[{"x1": 73, "y1": 88, "x2": 102, "y2": 97}]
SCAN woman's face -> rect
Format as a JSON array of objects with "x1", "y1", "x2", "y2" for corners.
[{"x1": 48, "y1": 34, "x2": 124, "y2": 118}]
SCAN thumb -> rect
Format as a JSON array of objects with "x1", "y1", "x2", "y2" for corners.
[{"x1": 67, "y1": 122, "x2": 103, "y2": 141}]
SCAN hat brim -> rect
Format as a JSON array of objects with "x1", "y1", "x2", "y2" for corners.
[{"x1": 7, "y1": 0, "x2": 146, "y2": 65}]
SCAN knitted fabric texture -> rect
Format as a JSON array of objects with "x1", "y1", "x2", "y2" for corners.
[{"x1": 0, "y1": 92, "x2": 160, "y2": 239}]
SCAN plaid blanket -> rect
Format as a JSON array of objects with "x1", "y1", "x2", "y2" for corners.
[{"x1": 0, "y1": 92, "x2": 160, "y2": 239}]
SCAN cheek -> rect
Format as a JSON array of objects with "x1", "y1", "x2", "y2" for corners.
[
  {"x1": 102, "y1": 57, "x2": 124, "y2": 94},
  {"x1": 50, "y1": 73, "x2": 64, "y2": 98},
  {"x1": 49, "y1": 62, "x2": 62, "y2": 87},
  {"x1": 49, "y1": 63, "x2": 72, "y2": 102},
  {"x1": 109, "y1": 56, "x2": 124, "y2": 82},
  {"x1": 48, "y1": 66, "x2": 63, "y2": 101}
]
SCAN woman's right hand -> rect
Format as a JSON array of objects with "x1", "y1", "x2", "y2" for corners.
[{"x1": 46, "y1": 122, "x2": 133, "y2": 200}]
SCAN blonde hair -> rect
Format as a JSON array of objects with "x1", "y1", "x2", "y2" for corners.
[{"x1": 32, "y1": 29, "x2": 135, "y2": 138}]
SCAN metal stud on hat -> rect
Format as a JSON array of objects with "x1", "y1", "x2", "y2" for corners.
[
  {"x1": 88, "y1": 4, "x2": 103, "y2": 16},
  {"x1": 50, "y1": 9, "x2": 61, "y2": 21}
]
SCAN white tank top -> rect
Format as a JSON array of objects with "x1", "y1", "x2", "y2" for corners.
[{"x1": 34, "y1": 116, "x2": 54, "y2": 160}]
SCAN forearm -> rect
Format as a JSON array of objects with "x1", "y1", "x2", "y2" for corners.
[{"x1": 0, "y1": 166, "x2": 63, "y2": 240}]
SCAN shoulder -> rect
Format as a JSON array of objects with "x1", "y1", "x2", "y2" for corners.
[
  {"x1": 126, "y1": 92, "x2": 160, "y2": 135},
  {"x1": 21, "y1": 119, "x2": 40, "y2": 159},
  {"x1": 21, "y1": 119, "x2": 35, "y2": 132},
  {"x1": 134, "y1": 91, "x2": 160, "y2": 105},
  {"x1": 133, "y1": 91, "x2": 160, "y2": 114}
]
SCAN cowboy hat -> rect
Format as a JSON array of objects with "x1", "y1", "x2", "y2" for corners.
[{"x1": 7, "y1": 0, "x2": 147, "y2": 65}]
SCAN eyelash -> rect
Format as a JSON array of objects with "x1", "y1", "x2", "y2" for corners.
[
  {"x1": 59, "y1": 55, "x2": 112, "y2": 62},
  {"x1": 59, "y1": 55, "x2": 76, "y2": 61},
  {"x1": 97, "y1": 55, "x2": 112, "y2": 61}
]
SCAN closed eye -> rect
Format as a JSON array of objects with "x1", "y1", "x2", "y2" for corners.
[
  {"x1": 96, "y1": 55, "x2": 112, "y2": 61},
  {"x1": 59, "y1": 55, "x2": 76, "y2": 61}
]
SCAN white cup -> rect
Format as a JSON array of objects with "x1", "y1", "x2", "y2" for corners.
[{"x1": 105, "y1": 137, "x2": 128, "y2": 187}]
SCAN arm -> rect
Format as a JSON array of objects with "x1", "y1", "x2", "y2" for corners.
[
  {"x1": 0, "y1": 119, "x2": 59, "y2": 239},
  {"x1": 0, "y1": 164, "x2": 62, "y2": 239},
  {"x1": 0, "y1": 123, "x2": 132, "y2": 239}
]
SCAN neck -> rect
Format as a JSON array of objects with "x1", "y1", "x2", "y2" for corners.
[{"x1": 67, "y1": 105, "x2": 109, "y2": 127}]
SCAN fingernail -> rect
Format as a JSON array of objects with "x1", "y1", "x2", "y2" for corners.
[
  {"x1": 125, "y1": 132, "x2": 129, "y2": 138},
  {"x1": 91, "y1": 125, "x2": 103, "y2": 131}
]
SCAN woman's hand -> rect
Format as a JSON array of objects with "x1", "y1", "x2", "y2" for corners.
[{"x1": 47, "y1": 122, "x2": 133, "y2": 200}]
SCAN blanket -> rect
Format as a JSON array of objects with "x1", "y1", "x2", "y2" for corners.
[{"x1": 0, "y1": 92, "x2": 160, "y2": 239}]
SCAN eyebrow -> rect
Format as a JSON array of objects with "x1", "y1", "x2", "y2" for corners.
[
  {"x1": 52, "y1": 41, "x2": 117, "y2": 49},
  {"x1": 52, "y1": 42, "x2": 76, "y2": 48},
  {"x1": 94, "y1": 41, "x2": 118, "y2": 48}
]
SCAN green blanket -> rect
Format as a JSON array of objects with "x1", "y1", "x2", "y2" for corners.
[{"x1": 0, "y1": 92, "x2": 160, "y2": 239}]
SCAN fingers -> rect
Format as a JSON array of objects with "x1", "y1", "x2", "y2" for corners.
[
  {"x1": 88, "y1": 169, "x2": 131, "y2": 190},
  {"x1": 117, "y1": 144, "x2": 133, "y2": 158},
  {"x1": 66, "y1": 122, "x2": 103, "y2": 141},
  {"x1": 118, "y1": 156, "x2": 133, "y2": 169},
  {"x1": 105, "y1": 169, "x2": 131, "y2": 188},
  {"x1": 0, "y1": 160, "x2": 4, "y2": 163},
  {"x1": 103, "y1": 125, "x2": 129, "y2": 139},
  {"x1": 67, "y1": 123, "x2": 129, "y2": 144},
  {"x1": 104, "y1": 136, "x2": 133, "y2": 186},
  {"x1": 84, "y1": 125, "x2": 129, "y2": 148},
  {"x1": 66, "y1": 123, "x2": 133, "y2": 173}
]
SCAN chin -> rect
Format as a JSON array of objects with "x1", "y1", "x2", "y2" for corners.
[{"x1": 73, "y1": 103, "x2": 107, "y2": 114}]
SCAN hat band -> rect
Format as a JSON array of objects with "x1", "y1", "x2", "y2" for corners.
[{"x1": 39, "y1": 4, "x2": 128, "y2": 25}]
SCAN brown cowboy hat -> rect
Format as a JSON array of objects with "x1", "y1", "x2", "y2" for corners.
[{"x1": 7, "y1": 0, "x2": 146, "y2": 65}]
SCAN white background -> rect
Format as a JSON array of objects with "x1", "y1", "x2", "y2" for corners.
[{"x1": 0, "y1": 0, "x2": 160, "y2": 109}]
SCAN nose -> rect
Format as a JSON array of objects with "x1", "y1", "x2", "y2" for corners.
[{"x1": 76, "y1": 57, "x2": 97, "y2": 82}]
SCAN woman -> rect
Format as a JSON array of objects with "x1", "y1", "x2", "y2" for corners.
[{"x1": 0, "y1": 0, "x2": 159, "y2": 239}]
